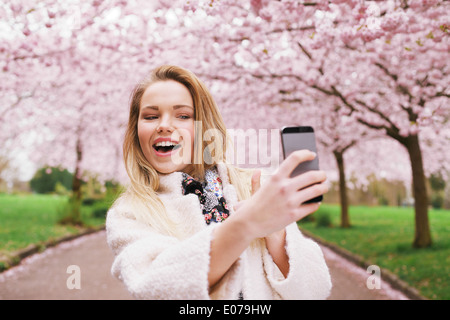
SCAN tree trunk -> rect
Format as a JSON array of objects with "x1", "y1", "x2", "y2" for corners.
[
  {"x1": 404, "y1": 134, "x2": 432, "y2": 248},
  {"x1": 70, "y1": 137, "x2": 83, "y2": 225},
  {"x1": 334, "y1": 150, "x2": 351, "y2": 228}
]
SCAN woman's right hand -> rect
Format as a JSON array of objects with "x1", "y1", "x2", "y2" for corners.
[{"x1": 234, "y1": 150, "x2": 328, "y2": 240}]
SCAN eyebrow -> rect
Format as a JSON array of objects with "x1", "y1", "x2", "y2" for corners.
[{"x1": 142, "y1": 105, "x2": 194, "y2": 111}]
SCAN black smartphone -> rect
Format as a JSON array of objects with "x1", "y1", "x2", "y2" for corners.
[{"x1": 280, "y1": 126, "x2": 323, "y2": 203}]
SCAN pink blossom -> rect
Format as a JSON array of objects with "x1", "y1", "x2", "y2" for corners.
[{"x1": 0, "y1": 0, "x2": 448, "y2": 187}]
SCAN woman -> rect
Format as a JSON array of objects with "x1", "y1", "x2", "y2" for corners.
[{"x1": 106, "y1": 65, "x2": 332, "y2": 300}]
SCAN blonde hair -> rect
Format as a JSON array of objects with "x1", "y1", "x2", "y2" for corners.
[{"x1": 116, "y1": 65, "x2": 254, "y2": 238}]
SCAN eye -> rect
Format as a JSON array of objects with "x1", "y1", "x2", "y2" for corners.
[
  {"x1": 179, "y1": 115, "x2": 191, "y2": 120},
  {"x1": 143, "y1": 115, "x2": 158, "y2": 120}
]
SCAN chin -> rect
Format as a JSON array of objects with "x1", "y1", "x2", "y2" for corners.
[
  {"x1": 153, "y1": 165, "x2": 177, "y2": 175},
  {"x1": 153, "y1": 163, "x2": 190, "y2": 175}
]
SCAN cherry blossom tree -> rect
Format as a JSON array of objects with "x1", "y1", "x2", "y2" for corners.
[
  {"x1": 174, "y1": 0, "x2": 449, "y2": 247},
  {"x1": 1, "y1": 0, "x2": 448, "y2": 247}
]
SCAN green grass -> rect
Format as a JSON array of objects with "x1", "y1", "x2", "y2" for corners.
[
  {"x1": 299, "y1": 204, "x2": 450, "y2": 300},
  {"x1": 0, "y1": 194, "x2": 107, "y2": 257},
  {"x1": 1, "y1": 194, "x2": 448, "y2": 299}
]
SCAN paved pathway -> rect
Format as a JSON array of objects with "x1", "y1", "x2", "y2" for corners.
[{"x1": 0, "y1": 230, "x2": 408, "y2": 300}]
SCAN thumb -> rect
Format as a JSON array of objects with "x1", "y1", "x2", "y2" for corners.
[{"x1": 251, "y1": 169, "x2": 262, "y2": 195}]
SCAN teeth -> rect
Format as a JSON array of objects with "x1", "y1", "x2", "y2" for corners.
[{"x1": 154, "y1": 141, "x2": 178, "y2": 147}]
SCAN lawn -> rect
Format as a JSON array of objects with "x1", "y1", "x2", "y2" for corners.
[
  {"x1": 0, "y1": 194, "x2": 107, "y2": 258},
  {"x1": 1, "y1": 194, "x2": 448, "y2": 300},
  {"x1": 299, "y1": 204, "x2": 450, "y2": 300}
]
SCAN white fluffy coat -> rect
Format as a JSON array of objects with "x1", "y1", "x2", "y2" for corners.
[{"x1": 106, "y1": 163, "x2": 332, "y2": 300}]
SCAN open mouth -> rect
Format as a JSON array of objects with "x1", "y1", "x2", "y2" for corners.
[{"x1": 152, "y1": 141, "x2": 182, "y2": 154}]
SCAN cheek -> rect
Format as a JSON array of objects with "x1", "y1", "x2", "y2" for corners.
[
  {"x1": 175, "y1": 122, "x2": 195, "y2": 146},
  {"x1": 137, "y1": 122, "x2": 155, "y2": 150},
  {"x1": 185, "y1": 126, "x2": 195, "y2": 150}
]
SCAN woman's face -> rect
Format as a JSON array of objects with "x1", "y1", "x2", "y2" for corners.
[{"x1": 138, "y1": 80, "x2": 195, "y2": 175}]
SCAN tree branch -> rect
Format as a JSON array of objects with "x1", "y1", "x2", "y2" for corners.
[
  {"x1": 0, "y1": 89, "x2": 35, "y2": 122},
  {"x1": 297, "y1": 42, "x2": 313, "y2": 61},
  {"x1": 374, "y1": 62, "x2": 414, "y2": 102},
  {"x1": 354, "y1": 98, "x2": 404, "y2": 126}
]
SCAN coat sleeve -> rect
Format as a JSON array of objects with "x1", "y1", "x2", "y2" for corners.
[
  {"x1": 106, "y1": 206, "x2": 218, "y2": 300},
  {"x1": 262, "y1": 223, "x2": 332, "y2": 300}
]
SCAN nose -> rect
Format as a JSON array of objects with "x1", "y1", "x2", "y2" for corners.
[{"x1": 156, "y1": 116, "x2": 174, "y2": 133}]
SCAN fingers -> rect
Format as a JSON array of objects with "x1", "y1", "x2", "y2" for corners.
[
  {"x1": 276, "y1": 150, "x2": 316, "y2": 179},
  {"x1": 251, "y1": 169, "x2": 261, "y2": 195},
  {"x1": 293, "y1": 182, "x2": 328, "y2": 206},
  {"x1": 290, "y1": 170, "x2": 327, "y2": 191},
  {"x1": 294, "y1": 202, "x2": 321, "y2": 221}
]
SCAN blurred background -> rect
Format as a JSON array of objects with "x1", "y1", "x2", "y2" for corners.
[{"x1": 0, "y1": 0, "x2": 449, "y2": 300}]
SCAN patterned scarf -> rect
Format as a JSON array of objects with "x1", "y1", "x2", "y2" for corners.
[{"x1": 181, "y1": 167, "x2": 230, "y2": 225}]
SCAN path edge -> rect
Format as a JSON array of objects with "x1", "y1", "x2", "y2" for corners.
[
  {"x1": 0, "y1": 224, "x2": 428, "y2": 300},
  {"x1": 0, "y1": 225, "x2": 105, "y2": 273},
  {"x1": 300, "y1": 228, "x2": 428, "y2": 300}
]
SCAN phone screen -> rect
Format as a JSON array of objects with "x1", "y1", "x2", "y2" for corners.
[{"x1": 280, "y1": 126, "x2": 322, "y2": 203}]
